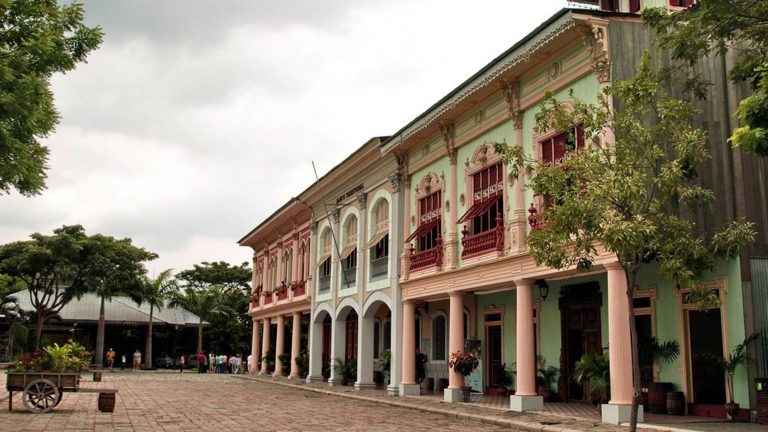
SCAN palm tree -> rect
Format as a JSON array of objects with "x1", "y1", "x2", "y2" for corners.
[
  {"x1": 169, "y1": 285, "x2": 234, "y2": 354},
  {"x1": 130, "y1": 269, "x2": 175, "y2": 369}
]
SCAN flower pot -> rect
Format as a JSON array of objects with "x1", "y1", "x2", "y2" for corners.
[
  {"x1": 424, "y1": 377, "x2": 434, "y2": 394},
  {"x1": 461, "y1": 385, "x2": 472, "y2": 403},
  {"x1": 436, "y1": 378, "x2": 448, "y2": 393},
  {"x1": 666, "y1": 391, "x2": 685, "y2": 415},
  {"x1": 725, "y1": 402, "x2": 740, "y2": 421},
  {"x1": 648, "y1": 382, "x2": 673, "y2": 414}
]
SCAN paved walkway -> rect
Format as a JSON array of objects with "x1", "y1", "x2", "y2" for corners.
[{"x1": 1, "y1": 371, "x2": 765, "y2": 431}]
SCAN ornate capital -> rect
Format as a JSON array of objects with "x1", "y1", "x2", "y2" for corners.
[
  {"x1": 403, "y1": 174, "x2": 412, "y2": 189},
  {"x1": 501, "y1": 80, "x2": 522, "y2": 130},
  {"x1": 357, "y1": 193, "x2": 367, "y2": 209},
  {"x1": 389, "y1": 172, "x2": 402, "y2": 193},
  {"x1": 331, "y1": 208, "x2": 340, "y2": 223},
  {"x1": 583, "y1": 20, "x2": 611, "y2": 84},
  {"x1": 310, "y1": 220, "x2": 318, "y2": 234}
]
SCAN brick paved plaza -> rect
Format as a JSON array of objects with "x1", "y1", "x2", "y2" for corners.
[{"x1": 0, "y1": 371, "x2": 516, "y2": 431}]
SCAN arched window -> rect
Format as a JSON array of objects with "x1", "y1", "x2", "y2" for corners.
[
  {"x1": 369, "y1": 199, "x2": 390, "y2": 281},
  {"x1": 340, "y1": 215, "x2": 358, "y2": 287},
  {"x1": 268, "y1": 258, "x2": 277, "y2": 289},
  {"x1": 318, "y1": 230, "x2": 332, "y2": 292},
  {"x1": 282, "y1": 250, "x2": 292, "y2": 284},
  {"x1": 432, "y1": 313, "x2": 447, "y2": 361},
  {"x1": 298, "y1": 242, "x2": 306, "y2": 281}
]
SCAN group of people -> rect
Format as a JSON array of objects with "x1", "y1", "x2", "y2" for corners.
[
  {"x1": 104, "y1": 348, "x2": 143, "y2": 371},
  {"x1": 206, "y1": 352, "x2": 245, "y2": 374}
]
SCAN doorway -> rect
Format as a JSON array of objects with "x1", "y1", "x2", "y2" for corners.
[
  {"x1": 559, "y1": 282, "x2": 602, "y2": 401},
  {"x1": 689, "y1": 309, "x2": 726, "y2": 404},
  {"x1": 484, "y1": 311, "x2": 503, "y2": 391}
]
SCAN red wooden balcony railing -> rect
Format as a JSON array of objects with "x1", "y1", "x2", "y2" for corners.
[
  {"x1": 263, "y1": 291, "x2": 273, "y2": 305},
  {"x1": 461, "y1": 215, "x2": 504, "y2": 258},
  {"x1": 410, "y1": 236, "x2": 443, "y2": 271},
  {"x1": 277, "y1": 286, "x2": 289, "y2": 301},
  {"x1": 292, "y1": 280, "x2": 306, "y2": 297},
  {"x1": 250, "y1": 286, "x2": 261, "y2": 308},
  {"x1": 528, "y1": 203, "x2": 547, "y2": 231}
]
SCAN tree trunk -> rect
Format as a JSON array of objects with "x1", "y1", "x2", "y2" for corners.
[
  {"x1": 197, "y1": 319, "x2": 203, "y2": 354},
  {"x1": 95, "y1": 295, "x2": 106, "y2": 368},
  {"x1": 34, "y1": 309, "x2": 44, "y2": 348},
  {"x1": 145, "y1": 304, "x2": 154, "y2": 369},
  {"x1": 626, "y1": 267, "x2": 642, "y2": 432},
  {"x1": 6, "y1": 317, "x2": 15, "y2": 358}
]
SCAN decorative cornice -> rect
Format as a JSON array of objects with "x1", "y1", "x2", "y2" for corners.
[{"x1": 381, "y1": 15, "x2": 577, "y2": 154}]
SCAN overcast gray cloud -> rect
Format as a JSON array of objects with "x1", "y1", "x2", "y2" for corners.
[{"x1": 2, "y1": 0, "x2": 566, "y2": 275}]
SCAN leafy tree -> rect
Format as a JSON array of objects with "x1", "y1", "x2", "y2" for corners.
[
  {"x1": 86, "y1": 235, "x2": 157, "y2": 367},
  {"x1": 0, "y1": 0, "x2": 103, "y2": 196},
  {"x1": 129, "y1": 269, "x2": 175, "y2": 369},
  {"x1": 174, "y1": 261, "x2": 252, "y2": 353},
  {"x1": 175, "y1": 261, "x2": 251, "y2": 293},
  {"x1": 0, "y1": 225, "x2": 156, "y2": 348},
  {"x1": 169, "y1": 285, "x2": 235, "y2": 354},
  {"x1": 495, "y1": 53, "x2": 754, "y2": 431},
  {"x1": 644, "y1": 1, "x2": 768, "y2": 156}
]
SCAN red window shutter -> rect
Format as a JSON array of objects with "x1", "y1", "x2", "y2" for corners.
[
  {"x1": 576, "y1": 126, "x2": 586, "y2": 150},
  {"x1": 629, "y1": 0, "x2": 640, "y2": 13},
  {"x1": 553, "y1": 132, "x2": 568, "y2": 163},
  {"x1": 541, "y1": 139, "x2": 553, "y2": 165}
]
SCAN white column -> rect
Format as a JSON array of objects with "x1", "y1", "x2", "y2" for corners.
[
  {"x1": 260, "y1": 318, "x2": 270, "y2": 375},
  {"x1": 274, "y1": 314, "x2": 285, "y2": 376},
  {"x1": 355, "y1": 314, "x2": 375, "y2": 389}
]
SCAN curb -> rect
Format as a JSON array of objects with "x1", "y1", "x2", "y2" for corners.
[{"x1": 234, "y1": 374, "x2": 695, "y2": 432}]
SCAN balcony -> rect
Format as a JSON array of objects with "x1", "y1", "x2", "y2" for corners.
[
  {"x1": 318, "y1": 275, "x2": 331, "y2": 292},
  {"x1": 410, "y1": 237, "x2": 443, "y2": 271},
  {"x1": 461, "y1": 215, "x2": 504, "y2": 258},
  {"x1": 263, "y1": 292, "x2": 273, "y2": 305},
  {"x1": 292, "y1": 280, "x2": 306, "y2": 297},
  {"x1": 370, "y1": 256, "x2": 388, "y2": 281}
]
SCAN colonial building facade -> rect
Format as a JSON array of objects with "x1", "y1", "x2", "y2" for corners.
[{"x1": 240, "y1": 1, "x2": 768, "y2": 425}]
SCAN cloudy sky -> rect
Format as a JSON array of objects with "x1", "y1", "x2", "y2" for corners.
[{"x1": 1, "y1": 0, "x2": 570, "y2": 276}]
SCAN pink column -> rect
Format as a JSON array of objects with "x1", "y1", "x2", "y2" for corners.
[
  {"x1": 606, "y1": 263, "x2": 633, "y2": 405},
  {"x1": 275, "y1": 314, "x2": 285, "y2": 376},
  {"x1": 402, "y1": 176, "x2": 412, "y2": 280},
  {"x1": 260, "y1": 318, "x2": 270, "y2": 374},
  {"x1": 290, "y1": 311, "x2": 301, "y2": 378},
  {"x1": 514, "y1": 127, "x2": 525, "y2": 213},
  {"x1": 401, "y1": 300, "x2": 416, "y2": 384},
  {"x1": 515, "y1": 280, "x2": 536, "y2": 396},
  {"x1": 250, "y1": 318, "x2": 260, "y2": 374},
  {"x1": 448, "y1": 292, "x2": 465, "y2": 389}
]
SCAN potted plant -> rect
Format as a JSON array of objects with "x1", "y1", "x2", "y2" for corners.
[
  {"x1": 333, "y1": 358, "x2": 357, "y2": 386},
  {"x1": 537, "y1": 357, "x2": 559, "y2": 402},
  {"x1": 699, "y1": 333, "x2": 759, "y2": 421},
  {"x1": 294, "y1": 350, "x2": 309, "y2": 379},
  {"x1": 498, "y1": 363, "x2": 515, "y2": 396},
  {"x1": 261, "y1": 350, "x2": 275, "y2": 373},
  {"x1": 573, "y1": 351, "x2": 610, "y2": 406},
  {"x1": 277, "y1": 353, "x2": 290, "y2": 375},
  {"x1": 638, "y1": 337, "x2": 680, "y2": 413},
  {"x1": 448, "y1": 350, "x2": 479, "y2": 402},
  {"x1": 379, "y1": 348, "x2": 391, "y2": 385}
]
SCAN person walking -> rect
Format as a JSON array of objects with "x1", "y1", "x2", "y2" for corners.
[
  {"x1": 228, "y1": 354, "x2": 236, "y2": 374},
  {"x1": 106, "y1": 348, "x2": 115, "y2": 370},
  {"x1": 197, "y1": 352, "x2": 206, "y2": 374},
  {"x1": 121, "y1": 354, "x2": 126, "y2": 370},
  {"x1": 247, "y1": 353, "x2": 253, "y2": 373},
  {"x1": 179, "y1": 354, "x2": 185, "y2": 373},
  {"x1": 209, "y1": 352, "x2": 215, "y2": 373},
  {"x1": 133, "y1": 349, "x2": 142, "y2": 371}
]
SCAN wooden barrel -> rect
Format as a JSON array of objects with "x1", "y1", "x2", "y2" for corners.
[
  {"x1": 98, "y1": 393, "x2": 116, "y2": 412},
  {"x1": 436, "y1": 378, "x2": 448, "y2": 393},
  {"x1": 666, "y1": 391, "x2": 685, "y2": 416},
  {"x1": 424, "y1": 377, "x2": 434, "y2": 394},
  {"x1": 648, "y1": 382, "x2": 672, "y2": 414}
]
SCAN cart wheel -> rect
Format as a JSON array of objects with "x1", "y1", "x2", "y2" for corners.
[{"x1": 22, "y1": 379, "x2": 60, "y2": 413}]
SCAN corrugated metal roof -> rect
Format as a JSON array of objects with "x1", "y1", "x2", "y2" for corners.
[{"x1": 11, "y1": 291, "x2": 203, "y2": 326}]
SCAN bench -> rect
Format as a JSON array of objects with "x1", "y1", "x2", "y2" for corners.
[{"x1": 79, "y1": 388, "x2": 118, "y2": 412}]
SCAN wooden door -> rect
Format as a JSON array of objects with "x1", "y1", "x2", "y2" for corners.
[
  {"x1": 485, "y1": 324, "x2": 503, "y2": 389},
  {"x1": 559, "y1": 282, "x2": 602, "y2": 402}
]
